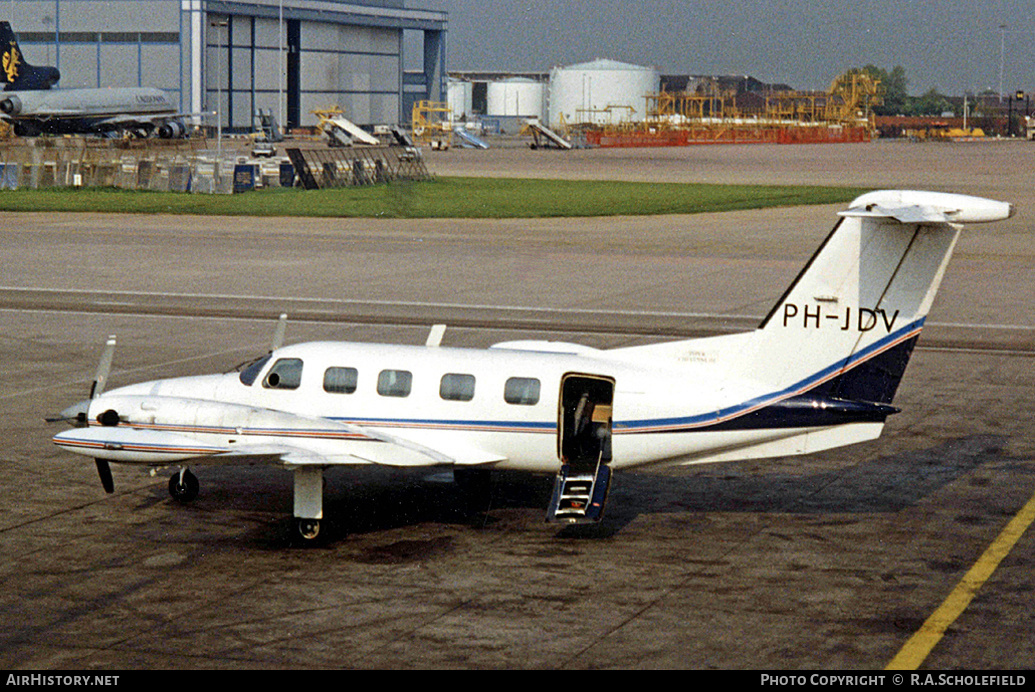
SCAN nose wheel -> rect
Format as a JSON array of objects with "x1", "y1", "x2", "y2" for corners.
[
  {"x1": 168, "y1": 468, "x2": 199, "y2": 503},
  {"x1": 296, "y1": 518, "x2": 321, "y2": 541}
]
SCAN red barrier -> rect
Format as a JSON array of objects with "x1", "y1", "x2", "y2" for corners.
[{"x1": 585, "y1": 125, "x2": 871, "y2": 148}]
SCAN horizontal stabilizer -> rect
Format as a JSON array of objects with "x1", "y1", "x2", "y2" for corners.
[
  {"x1": 840, "y1": 190, "x2": 1013, "y2": 224},
  {"x1": 840, "y1": 205, "x2": 951, "y2": 224}
]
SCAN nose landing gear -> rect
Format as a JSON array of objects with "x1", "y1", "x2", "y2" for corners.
[
  {"x1": 168, "y1": 468, "x2": 199, "y2": 503},
  {"x1": 296, "y1": 518, "x2": 321, "y2": 541}
]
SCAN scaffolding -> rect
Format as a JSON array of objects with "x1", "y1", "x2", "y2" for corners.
[
  {"x1": 411, "y1": 100, "x2": 453, "y2": 145},
  {"x1": 587, "y1": 74, "x2": 881, "y2": 147}
]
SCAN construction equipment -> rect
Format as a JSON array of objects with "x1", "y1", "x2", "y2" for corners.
[{"x1": 411, "y1": 100, "x2": 453, "y2": 146}]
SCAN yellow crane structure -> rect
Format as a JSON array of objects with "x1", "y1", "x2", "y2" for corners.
[
  {"x1": 826, "y1": 71, "x2": 882, "y2": 124},
  {"x1": 410, "y1": 100, "x2": 453, "y2": 145},
  {"x1": 589, "y1": 73, "x2": 881, "y2": 147}
]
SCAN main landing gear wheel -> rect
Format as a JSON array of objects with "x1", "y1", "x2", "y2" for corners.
[
  {"x1": 296, "y1": 519, "x2": 321, "y2": 541},
  {"x1": 168, "y1": 469, "x2": 199, "y2": 503}
]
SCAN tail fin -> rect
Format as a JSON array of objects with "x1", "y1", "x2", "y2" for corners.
[
  {"x1": 749, "y1": 190, "x2": 1012, "y2": 403},
  {"x1": 1, "y1": 22, "x2": 60, "y2": 91}
]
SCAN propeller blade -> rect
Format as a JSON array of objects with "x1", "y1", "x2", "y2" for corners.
[
  {"x1": 89, "y1": 335, "x2": 117, "y2": 399},
  {"x1": 269, "y1": 314, "x2": 288, "y2": 352},
  {"x1": 45, "y1": 399, "x2": 91, "y2": 426},
  {"x1": 95, "y1": 459, "x2": 114, "y2": 494},
  {"x1": 49, "y1": 335, "x2": 117, "y2": 428}
]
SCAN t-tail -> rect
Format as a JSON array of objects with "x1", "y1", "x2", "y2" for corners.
[
  {"x1": 743, "y1": 190, "x2": 1013, "y2": 409},
  {"x1": 1, "y1": 21, "x2": 60, "y2": 90},
  {"x1": 613, "y1": 190, "x2": 1013, "y2": 447}
]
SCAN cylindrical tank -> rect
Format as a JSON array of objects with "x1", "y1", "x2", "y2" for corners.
[
  {"x1": 447, "y1": 79, "x2": 474, "y2": 119},
  {"x1": 548, "y1": 59, "x2": 659, "y2": 127},
  {"x1": 486, "y1": 78, "x2": 546, "y2": 120}
]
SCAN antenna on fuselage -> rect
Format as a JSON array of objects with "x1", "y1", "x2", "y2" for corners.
[{"x1": 425, "y1": 324, "x2": 447, "y2": 347}]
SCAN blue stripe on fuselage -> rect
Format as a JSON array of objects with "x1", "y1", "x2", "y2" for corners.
[{"x1": 615, "y1": 317, "x2": 925, "y2": 433}]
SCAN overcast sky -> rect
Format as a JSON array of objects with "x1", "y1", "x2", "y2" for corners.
[{"x1": 441, "y1": 0, "x2": 1034, "y2": 96}]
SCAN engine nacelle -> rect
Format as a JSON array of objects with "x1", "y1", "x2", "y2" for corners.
[
  {"x1": 157, "y1": 120, "x2": 186, "y2": 139},
  {"x1": 0, "y1": 95, "x2": 22, "y2": 115}
]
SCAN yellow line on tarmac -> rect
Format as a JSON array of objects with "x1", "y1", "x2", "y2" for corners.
[{"x1": 886, "y1": 488, "x2": 1035, "y2": 670}]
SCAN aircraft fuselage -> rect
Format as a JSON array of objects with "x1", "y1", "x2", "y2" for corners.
[
  {"x1": 73, "y1": 337, "x2": 890, "y2": 474},
  {"x1": 0, "y1": 86, "x2": 180, "y2": 136}
]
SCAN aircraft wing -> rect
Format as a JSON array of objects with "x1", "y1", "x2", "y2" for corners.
[
  {"x1": 53, "y1": 420, "x2": 507, "y2": 469},
  {"x1": 8, "y1": 106, "x2": 82, "y2": 117},
  {"x1": 85, "y1": 112, "x2": 186, "y2": 130}
]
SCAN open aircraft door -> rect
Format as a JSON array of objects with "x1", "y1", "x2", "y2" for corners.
[{"x1": 548, "y1": 373, "x2": 615, "y2": 523}]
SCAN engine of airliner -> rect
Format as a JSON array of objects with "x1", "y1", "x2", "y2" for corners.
[
  {"x1": 157, "y1": 120, "x2": 186, "y2": 138},
  {"x1": 0, "y1": 95, "x2": 22, "y2": 115}
]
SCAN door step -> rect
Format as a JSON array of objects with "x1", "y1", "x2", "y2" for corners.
[{"x1": 546, "y1": 463, "x2": 611, "y2": 524}]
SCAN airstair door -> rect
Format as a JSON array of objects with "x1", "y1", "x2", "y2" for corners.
[{"x1": 547, "y1": 373, "x2": 615, "y2": 523}]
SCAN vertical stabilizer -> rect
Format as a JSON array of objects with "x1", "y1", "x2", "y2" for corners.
[
  {"x1": 1, "y1": 22, "x2": 60, "y2": 91},
  {"x1": 747, "y1": 190, "x2": 1012, "y2": 403}
]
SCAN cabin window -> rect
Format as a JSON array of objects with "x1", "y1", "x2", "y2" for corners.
[
  {"x1": 263, "y1": 358, "x2": 303, "y2": 390},
  {"x1": 440, "y1": 373, "x2": 475, "y2": 401},
  {"x1": 238, "y1": 354, "x2": 271, "y2": 386},
  {"x1": 323, "y1": 367, "x2": 358, "y2": 394},
  {"x1": 377, "y1": 369, "x2": 412, "y2": 398},
  {"x1": 504, "y1": 377, "x2": 541, "y2": 405}
]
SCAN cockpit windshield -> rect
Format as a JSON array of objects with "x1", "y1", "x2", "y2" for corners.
[{"x1": 237, "y1": 354, "x2": 271, "y2": 386}]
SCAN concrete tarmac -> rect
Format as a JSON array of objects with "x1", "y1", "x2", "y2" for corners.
[{"x1": 0, "y1": 140, "x2": 1033, "y2": 669}]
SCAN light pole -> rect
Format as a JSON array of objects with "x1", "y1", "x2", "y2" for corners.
[
  {"x1": 998, "y1": 24, "x2": 1007, "y2": 103},
  {"x1": 210, "y1": 18, "x2": 228, "y2": 162},
  {"x1": 41, "y1": 15, "x2": 52, "y2": 63},
  {"x1": 278, "y1": 0, "x2": 284, "y2": 135}
]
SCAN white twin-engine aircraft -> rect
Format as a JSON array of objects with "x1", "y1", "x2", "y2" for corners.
[{"x1": 50, "y1": 190, "x2": 1013, "y2": 540}]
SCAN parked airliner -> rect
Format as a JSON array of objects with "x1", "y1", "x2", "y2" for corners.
[
  {"x1": 0, "y1": 22, "x2": 189, "y2": 137},
  {"x1": 1, "y1": 21, "x2": 59, "y2": 90},
  {"x1": 49, "y1": 190, "x2": 1013, "y2": 540}
]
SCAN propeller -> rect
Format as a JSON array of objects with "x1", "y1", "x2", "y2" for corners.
[
  {"x1": 47, "y1": 335, "x2": 117, "y2": 426},
  {"x1": 89, "y1": 335, "x2": 117, "y2": 400},
  {"x1": 47, "y1": 335, "x2": 118, "y2": 493},
  {"x1": 95, "y1": 459, "x2": 115, "y2": 494},
  {"x1": 270, "y1": 313, "x2": 288, "y2": 352}
]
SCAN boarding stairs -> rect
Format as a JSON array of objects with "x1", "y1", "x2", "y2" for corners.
[
  {"x1": 454, "y1": 127, "x2": 490, "y2": 149},
  {"x1": 524, "y1": 119, "x2": 573, "y2": 150},
  {"x1": 547, "y1": 452, "x2": 611, "y2": 524},
  {"x1": 390, "y1": 126, "x2": 415, "y2": 147},
  {"x1": 253, "y1": 108, "x2": 284, "y2": 142},
  {"x1": 326, "y1": 117, "x2": 380, "y2": 146},
  {"x1": 314, "y1": 109, "x2": 381, "y2": 147}
]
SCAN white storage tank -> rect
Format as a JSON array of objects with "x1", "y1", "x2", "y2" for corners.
[
  {"x1": 486, "y1": 78, "x2": 546, "y2": 120},
  {"x1": 548, "y1": 58, "x2": 659, "y2": 126},
  {"x1": 448, "y1": 79, "x2": 474, "y2": 120}
]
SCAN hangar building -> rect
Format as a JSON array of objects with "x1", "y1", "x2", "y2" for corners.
[{"x1": 8, "y1": 0, "x2": 447, "y2": 131}]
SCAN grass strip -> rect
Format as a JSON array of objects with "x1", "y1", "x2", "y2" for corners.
[{"x1": 0, "y1": 177, "x2": 865, "y2": 219}]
